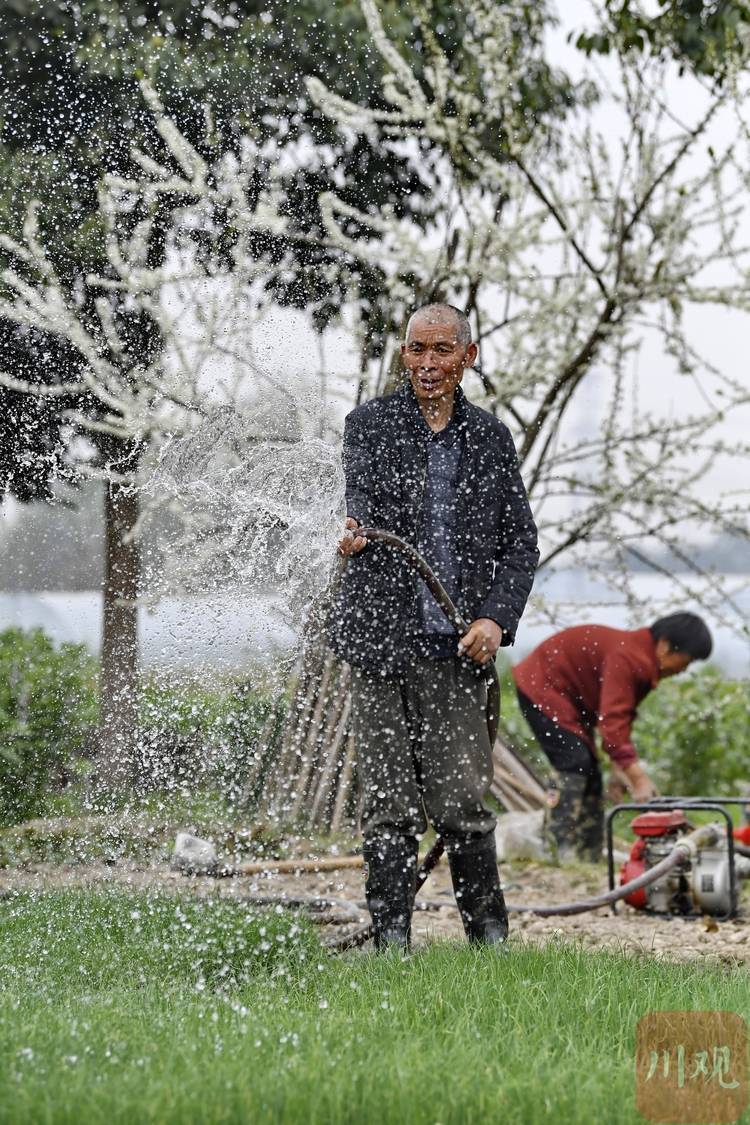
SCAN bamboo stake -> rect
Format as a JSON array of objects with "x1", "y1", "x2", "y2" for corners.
[
  {"x1": 267, "y1": 619, "x2": 328, "y2": 792},
  {"x1": 287, "y1": 654, "x2": 343, "y2": 822},
  {"x1": 237, "y1": 701, "x2": 283, "y2": 810},
  {"x1": 492, "y1": 764, "x2": 548, "y2": 806},
  {"x1": 307, "y1": 663, "x2": 351, "y2": 824},
  {"x1": 236, "y1": 855, "x2": 364, "y2": 875},
  {"x1": 330, "y1": 732, "x2": 357, "y2": 834},
  {"x1": 291, "y1": 650, "x2": 337, "y2": 803},
  {"x1": 264, "y1": 649, "x2": 336, "y2": 820}
]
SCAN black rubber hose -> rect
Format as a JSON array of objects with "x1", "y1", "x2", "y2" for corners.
[
  {"x1": 356, "y1": 527, "x2": 470, "y2": 634},
  {"x1": 328, "y1": 835, "x2": 702, "y2": 949},
  {"x1": 328, "y1": 846, "x2": 692, "y2": 949},
  {"x1": 354, "y1": 526, "x2": 500, "y2": 745},
  {"x1": 505, "y1": 845, "x2": 687, "y2": 917}
]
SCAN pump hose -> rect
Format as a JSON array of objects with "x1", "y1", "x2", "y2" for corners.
[
  {"x1": 506, "y1": 846, "x2": 686, "y2": 917},
  {"x1": 503, "y1": 823, "x2": 720, "y2": 916},
  {"x1": 353, "y1": 527, "x2": 500, "y2": 745}
]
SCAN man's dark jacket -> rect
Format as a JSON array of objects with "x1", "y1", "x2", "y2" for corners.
[{"x1": 328, "y1": 383, "x2": 539, "y2": 674}]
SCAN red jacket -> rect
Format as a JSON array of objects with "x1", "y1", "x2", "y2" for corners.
[{"x1": 512, "y1": 625, "x2": 660, "y2": 769}]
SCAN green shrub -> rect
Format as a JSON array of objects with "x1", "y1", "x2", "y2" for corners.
[
  {"x1": 634, "y1": 667, "x2": 750, "y2": 796},
  {"x1": 138, "y1": 675, "x2": 286, "y2": 803},
  {"x1": 0, "y1": 627, "x2": 98, "y2": 826},
  {"x1": 0, "y1": 623, "x2": 286, "y2": 823}
]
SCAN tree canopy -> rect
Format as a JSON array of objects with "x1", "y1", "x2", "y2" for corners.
[{"x1": 574, "y1": 0, "x2": 750, "y2": 79}]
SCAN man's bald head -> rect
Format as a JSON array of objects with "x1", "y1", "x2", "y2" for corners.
[
  {"x1": 401, "y1": 302, "x2": 477, "y2": 419},
  {"x1": 405, "y1": 303, "x2": 472, "y2": 347}
]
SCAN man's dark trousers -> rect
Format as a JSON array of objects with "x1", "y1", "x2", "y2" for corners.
[
  {"x1": 352, "y1": 658, "x2": 495, "y2": 839},
  {"x1": 352, "y1": 657, "x2": 508, "y2": 946}
]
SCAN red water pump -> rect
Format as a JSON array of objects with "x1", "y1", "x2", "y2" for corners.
[{"x1": 619, "y1": 810, "x2": 750, "y2": 916}]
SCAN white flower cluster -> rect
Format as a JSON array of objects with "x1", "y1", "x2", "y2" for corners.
[{"x1": 0, "y1": 80, "x2": 289, "y2": 448}]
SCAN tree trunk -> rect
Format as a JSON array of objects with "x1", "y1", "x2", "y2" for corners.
[{"x1": 98, "y1": 479, "x2": 140, "y2": 793}]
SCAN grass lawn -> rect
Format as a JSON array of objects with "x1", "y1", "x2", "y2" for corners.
[{"x1": 0, "y1": 890, "x2": 748, "y2": 1124}]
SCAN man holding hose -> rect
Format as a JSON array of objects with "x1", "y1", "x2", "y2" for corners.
[{"x1": 331, "y1": 303, "x2": 538, "y2": 950}]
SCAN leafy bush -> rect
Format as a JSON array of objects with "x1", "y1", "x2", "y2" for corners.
[
  {"x1": 634, "y1": 667, "x2": 750, "y2": 797},
  {"x1": 137, "y1": 675, "x2": 286, "y2": 803},
  {"x1": 0, "y1": 626, "x2": 285, "y2": 825},
  {"x1": 0, "y1": 627, "x2": 98, "y2": 826}
]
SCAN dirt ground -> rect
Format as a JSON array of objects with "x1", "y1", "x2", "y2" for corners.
[{"x1": 2, "y1": 852, "x2": 749, "y2": 966}]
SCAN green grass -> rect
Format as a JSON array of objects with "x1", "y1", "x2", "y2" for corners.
[{"x1": 1, "y1": 891, "x2": 749, "y2": 1124}]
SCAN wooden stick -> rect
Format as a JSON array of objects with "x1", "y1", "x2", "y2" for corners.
[
  {"x1": 330, "y1": 732, "x2": 357, "y2": 834},
  {"x1": 235, "y1": 855, "x2": 364, "y2": 876},
  {"x1": 309, "y1": 683, "x2": 352, "y2": 828},
  {"x1": 237, "y1": 702, "x2": 283, "y2": 811},
  {"x1": 287, "y1": 651, "x2": 337, "y2": 816},
  {"x1": 492, "y1": 764, "x2": 548, "y2": 805}
]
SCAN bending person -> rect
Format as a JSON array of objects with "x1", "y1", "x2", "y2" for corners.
[
  {"x1": 330, "y1": 302, "x2": 538, "y2": 950},
  {"x1": 512, "y1": 613, "x2": 713, "y2": 863}
]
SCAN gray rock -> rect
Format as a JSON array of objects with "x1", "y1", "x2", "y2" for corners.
[
  {"x1": 171, "y1": 832, "x2": 219, "y2": 874},
  {"x1": 495, "y1": 810, "x2": 548, "y2": 861}
]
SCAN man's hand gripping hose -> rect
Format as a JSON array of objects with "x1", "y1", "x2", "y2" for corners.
[{"x1": 340, "y1": 525, "x2": 500, "y2": 744}]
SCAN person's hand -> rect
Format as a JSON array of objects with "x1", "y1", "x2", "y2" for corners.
[
  {"x1": 622, "y1": 762, "x2": 659, "y2": 803},
  {"x1": 337, "y1": 517, "x2": 368, "y2": 557},
  {"x1": 606, "y1": 768, "x2": 629, "y2": 805},
  {"x1": 630, "y1": 778, "x2": 658, "y2": 802},
  {"x1": 458, "y1": 618, "x2": 503, "y2": 665}
]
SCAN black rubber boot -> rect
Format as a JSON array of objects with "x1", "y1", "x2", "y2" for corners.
[
  {"x1": 547, "y1": 772, "x2": 587, "y2": 863},
  {"x1": 363, "y1": 833, "x2": 418, "y2": 951},
  {"x1": 447, "y1": 834, "x2": 509, "y2": 947},
  {"x1": 578, "y1": 783, "x2": 605, "y2": 863}
]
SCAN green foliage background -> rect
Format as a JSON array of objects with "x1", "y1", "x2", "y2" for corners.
[
  {"x1": 0, "y1": 627, "x2": 97, "y2": 825},
  {"x1": 575, "y1": 0, "x2": 750, "y2": 79},
  {"x1": 0, "y1": 627, "x2": 747, "y2": 827},
  {"x1": 138, "y1": 675, "x2": 285, "y2": 803},
  {"x1": 635, "y1": 668, "x2": 750, "y2": 797},
  {"x1": 0, "y1": 627, "x2": 284, "y2": 826}
]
